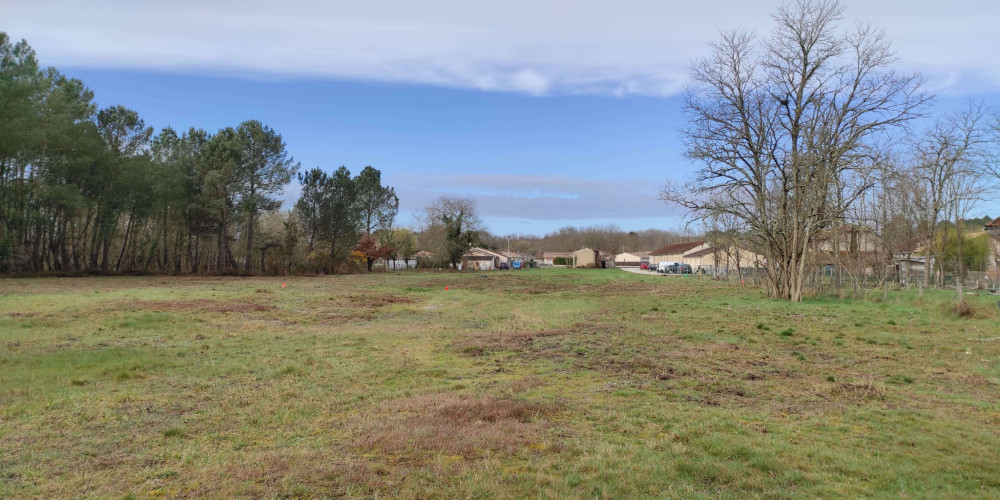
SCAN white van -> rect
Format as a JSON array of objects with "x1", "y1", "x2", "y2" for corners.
[{"x1": 657, "y1": 261, "x2": 677, "y2": 273}]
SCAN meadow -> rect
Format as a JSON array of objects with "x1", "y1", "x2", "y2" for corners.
[{"x1": 1, "y1": 269, "x2": 999, "y2": 499}]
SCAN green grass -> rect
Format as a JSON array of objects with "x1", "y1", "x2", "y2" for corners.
[{"x1": 1, "y1": 270, "x2": 999, "y2": 498}]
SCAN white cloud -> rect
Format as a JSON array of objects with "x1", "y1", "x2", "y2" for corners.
[{"x1": 4, "y1": 0, "x2": 1000, "y2": 96}]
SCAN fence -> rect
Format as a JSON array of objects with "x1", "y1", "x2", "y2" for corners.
[{"x1": 380, "y1": 259, "x2": 418, "y2": 271}]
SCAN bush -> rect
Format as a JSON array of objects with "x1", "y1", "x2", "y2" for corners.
[{"x1": 951, "y1": 300, "x2": 976, "y2": 318}]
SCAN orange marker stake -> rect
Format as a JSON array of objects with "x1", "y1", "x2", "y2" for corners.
[
  {"x1": 282, "y1": 283, "x2": 287, "y2": 289},
  {"x1": 445, "y1": 286, "x2": 449, "y2": 291}
]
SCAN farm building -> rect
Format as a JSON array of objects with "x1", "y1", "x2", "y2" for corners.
[
  {"x1": 683, "y1": 245, "x2": 765, "y2": 275},
  {"x1": 649, "y1": 241, "x2": 707, "y2": 265},
  {"x1": 614, "y1": 250, "x2": 650, "y2": 267},
  {"x1": 572, "y1": 247, "x2": 600, "y2": 268},
  {"x1": 599, "y1": 251, "x2": 615, "y2": 267}
]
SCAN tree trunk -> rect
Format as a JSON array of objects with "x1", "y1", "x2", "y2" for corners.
[
  {"x1": 923, "y1": 235, "x2": 933, "y2": 288},
  {"x1": 116, "y1": 205, "x2": 137, "y2": 271},
  {"x1": 956, "y1": 216, "x2": 964, "y2": 302},
  {"x1": 162, "y1": 210, "x2": 169, "y2": 272},
  {"x1": 245, "y1": 212, "x2": 255, "y2": 273},
  {"x1": 217, "y1": 208, "x2": 228, "y2": 273}
]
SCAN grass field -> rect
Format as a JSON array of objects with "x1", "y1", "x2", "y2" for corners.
[{"x1": 2, "y1": 269, "x2": 1000, "y2": 498}]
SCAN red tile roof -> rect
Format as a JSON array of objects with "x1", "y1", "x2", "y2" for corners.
[{"x1": 986, "y1": 216, "x2": 1000, "y2": 228}]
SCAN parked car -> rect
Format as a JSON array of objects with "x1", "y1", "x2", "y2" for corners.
[
  {"x1": 640, "y1": 262, "x2": 651, "y2": 270},
  {"x1": 660, "y1": 262, "x2": 693, "y2": 274},
  {"x1": 498, "y1": 262, "x2": 510, "y2": 270}
]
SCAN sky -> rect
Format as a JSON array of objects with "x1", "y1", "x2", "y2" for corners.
[{"x1": 4, "y1": 0, "x2": 1000, "y2": 234}]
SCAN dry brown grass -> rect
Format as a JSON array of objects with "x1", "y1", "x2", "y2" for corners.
[
  {"x1": 185, "y1": 451, "x2": 378, "y2": 498},
  {"x1": 353, "y1": 393, "x2": 563, "y2": 460},
  {"x1": 511, "y1": 376, "x2": 547, "y2": 393}
]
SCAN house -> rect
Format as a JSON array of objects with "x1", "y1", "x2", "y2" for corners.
[
  {"x1": 460, "y1": 247, "x2": 505, "y2": 271},
  {"x1": 987, "y1": 216, "x2": 1000, "y2": 236},
  {"x1": 614, "y1": 250, "x2": 651, "y2": 267},
  {"x1": 541, "y1": 251, "x2": 573, "y2": 266},
  {"x1": 572, "y1": 247, "x2": 600, "y2": 268},
  {"x1": 649, "y1": 241, "x2": 707, "y2": 265},
  {"x1": 501, "y1": 250, "x2": 536, "y2": 269},
  {"x1": 812, "y1": 225, "x2": 878, "y2": 254},
  {"x1": 891, "y1": 238, "x2": 932, "y2": 285}
]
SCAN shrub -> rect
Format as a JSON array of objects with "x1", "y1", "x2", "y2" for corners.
[{"x1": 951, "y1": 300, "x2": 976, "y2": 318}]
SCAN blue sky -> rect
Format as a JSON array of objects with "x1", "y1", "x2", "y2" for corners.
[
  {"x1": 62, "y1": 69, "x2": 687, "y2": 233},
  {"x1": 5, "y1": 0, "x2": 1000, "y2": 234}
]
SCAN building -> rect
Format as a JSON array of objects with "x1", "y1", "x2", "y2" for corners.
[
  {"x1": 572, "y1": 247, "x2": 600, "y2": 268},
  {"x1": 541, "y1": 251, "x2": 573, "y2": 266},
  {"x1": 614, "y1": 250, "x2": 651, "y2": 267},
  {"x1": 812, "y1": 225, "x2": 878, "y2": 255},
  {"x1": 682, "y1": 247, "x2": 716, "y2": 271},
  {"x1": 460, "y1": 247, "x2": 505, "y2": 270},
  {"x1": 987, "y1": 216, "x2": 1000, "y2": 236},
  {"x1": 890, "y1": 238, "x2": 928, "y2": 284},
  {"x1": 679, "y1": 244, "x2": 765, "y2": 275},
  {"x1": 986, "y1": 217, "x2": 1000, "y2": 282},
  {"x1": 649, "y1": 241, "x2": 707, "y2": 265},
  {"x1": 501, "y1": 250, "x2": 537, "y2": 269}
]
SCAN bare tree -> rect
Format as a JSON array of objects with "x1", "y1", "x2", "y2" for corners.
[
  {"x1": 660, "y1": 0, "x2": 928, "y2": 301},
  {"x1": 866, "y1": 161, "x2": 922, "y2": 287},
  {"x1": 703, "y1": 201, "x2": 754, "y2": 282},
  {"x1": 913, "y1": 105, "x2": 988, "y2": 291}
]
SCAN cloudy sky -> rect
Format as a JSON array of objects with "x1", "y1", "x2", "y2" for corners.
[{"x1": 4, "y1": 0, "x2": 1000, "y2": 233}]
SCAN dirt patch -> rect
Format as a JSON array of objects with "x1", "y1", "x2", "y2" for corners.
[
  {"x1": 452, "y1": 328, "x2": 570, "y2": 357},
  {"x1": 343, "y1": 293, "x2": 417, "y2": 308},
  {"x1": 126, "y1": 299, "x2": 276, "y2": 313},
  {"x1": 297, "y1": 293, "x2": 417, "y2": 324},
  {"x1": 353, "y1": 393, "x2": 563, "y2": 460}
]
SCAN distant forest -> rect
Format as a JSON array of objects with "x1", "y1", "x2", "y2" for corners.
[{"x1": 0, "y1": 33, "x2": 402, "y2": 275}]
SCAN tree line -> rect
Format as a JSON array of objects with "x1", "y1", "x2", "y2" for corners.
[{"x1": 0, "y1": 32, "x2": 400, "y2": 275}]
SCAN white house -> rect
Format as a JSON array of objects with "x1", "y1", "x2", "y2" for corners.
[{"x1": 460, "y1": 247, "x2": 505, "y2": 270}]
